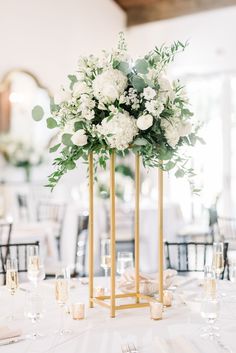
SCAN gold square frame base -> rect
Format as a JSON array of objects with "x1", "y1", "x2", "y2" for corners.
[{"x1": 90, "y1": 293, "x2": 159, "y2": 312}]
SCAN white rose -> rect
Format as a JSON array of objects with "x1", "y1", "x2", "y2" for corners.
[
  {"x1": 93, "y1": 69, "x2": 127, "y2": 104},
  {"x1": 137, "y1": 114, "x2": 153, "y2": 130},
  {"x1": 178, "y1": 121, "x2": 192, "y2": 137},
  {"x1": 143, "y1": 87, "x2": 156, "y2": 101},
  {"x1": 71, "y1": 129, "x2": 88, "y2": 146}
]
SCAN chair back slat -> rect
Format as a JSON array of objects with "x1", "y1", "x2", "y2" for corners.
[{"x1": 73, "y1": 214, "x2": 89, "y2": 278}]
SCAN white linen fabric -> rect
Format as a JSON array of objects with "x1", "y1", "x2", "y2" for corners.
[{"x1": 0, "y1": 278, "x2": 235, "y2": 353}]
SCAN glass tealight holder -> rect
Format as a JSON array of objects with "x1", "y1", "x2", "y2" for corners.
[
  {"x1": 149, "y1": 301, "x2": 163, "y2": 320},
  {"x1": 71, "y1": 303, "x2": 85, "y2": 320},
  {"x1": 163, "y1": 290, "x2": 173, "y2": 307}
]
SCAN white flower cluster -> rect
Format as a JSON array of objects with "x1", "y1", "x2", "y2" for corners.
[
  {"x1": 93, "y1": 69, "x2": 127, "y2": 104},
  {"x1": 97, "y1": 111, "x2": 138, "y2": 150},
  {"x1": 161, "y1": 117, "x2": 192, "y2": 148}
]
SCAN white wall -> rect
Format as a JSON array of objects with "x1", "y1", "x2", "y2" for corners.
[
  {"x1": 127, "y1": 6, "x2": 236, "y2": 75},
  {"x1": 0, "y1": 0, "x2": 125, "y2": 93}
]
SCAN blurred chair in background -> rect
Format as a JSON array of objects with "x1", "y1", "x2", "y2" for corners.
[
  {"x1": 72, "y1": 214, "x2": 89, "y2": 277},
  {"x1": 0, "y1": 241, "x2": 39, "y2": 284},
  {"x1": 36, "y1": 201, "x2": 66, "y2": 259},
  {"x1": 164, "y1": 241, "x2": 229, "y2": 279}
]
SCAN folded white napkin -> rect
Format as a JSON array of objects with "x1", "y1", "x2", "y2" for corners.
[
  {"x1": 118, "y1": 269, "x2": 177, "y2": 295},
  {"x1": 0, "y1": 326, "x2": 22, "y2": 341},
  {"x1": 155, "y1": 336, "x2": 200, "y2": 353}
]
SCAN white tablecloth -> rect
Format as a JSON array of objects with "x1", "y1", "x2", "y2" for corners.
[{"x1": 0, "y1": 278, "x2": 236, "y2": 353}]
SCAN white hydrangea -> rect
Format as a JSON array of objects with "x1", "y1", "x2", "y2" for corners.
[
  {"x1": 145, "y1": 100, "x2": 164, "y2": 117},
  {"x1": 137, "y1": 114, "x2": 153, "y2": 130},
  {"x1": 161, "y1": 117, "x2": 192, "y2": 148},
  {"x1": 97, "y1": 111, "x2": 138, "y2": 150},
  {"x1": 143, "y1": 87, "x2": 156, "y2": 101},
  {"x1": 93, "y1": 69, "x2": 127, "y2": 104}
]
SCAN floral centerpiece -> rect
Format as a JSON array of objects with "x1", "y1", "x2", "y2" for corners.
[
  {"x1": 0, "y1": 134, "x2": 43, "y2": 182},
  {"x1": 32, "y1": 33, "x2": 202, "y2": 188}
]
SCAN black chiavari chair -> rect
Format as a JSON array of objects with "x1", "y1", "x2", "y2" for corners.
[
  {"x1": 0, "y1": 241, "x2": 40, "y2": 284},
  {"x1": 164, "y1": 241, "x2": 229, "y2": 280},
  {"x1": 36, "y1": 201, "x2": 66, "y2": 259}
]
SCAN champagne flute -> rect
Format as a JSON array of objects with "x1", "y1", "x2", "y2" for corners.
[
  {"x1": 101, "y1": 239, "x2": 111, "y2": 293},
  {"x1": 204, "y1": 266, "x2": 216, "y2": 299},
  {"x1": 27, "y1": 245, "x2": 40, "y2": 287},
  {"x1": 55, "y1": 267, "x2": 71, "y2": 335},
  {"x1": 25, "y1": 292, "x2": 44, "y2": 339},
  {"x1": 6, "y1": 257, "x2": 19, "y2": 320},
  {"x1": 117, "y1": 252, "x2": 134, "y2": 276},
  {"x1": 201, "y1": 298, "x2": 220, "y2": 339},
  {"x1": 212, "y1": 242, "x2": 225, "y2": 296}
]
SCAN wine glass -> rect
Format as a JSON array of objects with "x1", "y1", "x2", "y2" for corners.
[
  {"x1": 201, "y1": 298, "x2": 220, "y2": 339},
  {"x1": 204, "y1": 266, "x2": 216, "y2": 299},
  {"x1": 101, "y1": 239, "x2": 111, "y2": 293},
  {"x1": 6, "y1": 257, "x2": 19, "y2": 320},
  {"x1": 212, "y1": 242, "x2": 225, "y2": 296},
  {"x1": 55, "y1": 267, "x2": 71, "y2": 335},
  {"x1": 24, "y1": 292, "x2": 44, "y2": 339},
  {"x1": 117, "y1": 252, "x2": 134, "y2": 276},
  {"x1": 229, "y1": 261, "x2": 236, "y2": 300},
  {"x1": 27, "y1": 245, "x2": 40, "y2": 287}
]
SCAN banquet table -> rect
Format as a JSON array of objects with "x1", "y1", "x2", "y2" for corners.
[{"x1": 0, "y1": 277, "x2": 236, "y2": 353}]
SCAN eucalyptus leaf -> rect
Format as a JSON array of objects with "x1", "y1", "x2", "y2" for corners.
[
  {"x1": 66, "y1": 160, "x2": 76, "y2": 170},
  {"x1": 135, "y1": 59, "x2": 149, "y2": 74},
  {"x1": 74, "y1": 121, "x2": 84, "y2": 131},
  {"x1": 118, "y1": 61, "x2": 131, "y2": 75},
  {"x1": 49, "y1": 143, "x2": 61, "y2": 153},
  {"x1": 62, "y1": 133, "x2": 73, "y2": 146},
  {"x1": 131, "y1": 76, "x2": 146, "y2": 92},
  {"x1": 175, "y1": 169, "x2": 185, "y2": 178},
  {"x1": 32, "y1": 105, "x2": 44, "y2": 121},
  {"x1": 47, "y1": 117, "x2": 58, "y2": 129}
]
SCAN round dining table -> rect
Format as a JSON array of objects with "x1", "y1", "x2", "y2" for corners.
[{"x1": 0, "y1": 277, "x2": 235, "y2": 353}]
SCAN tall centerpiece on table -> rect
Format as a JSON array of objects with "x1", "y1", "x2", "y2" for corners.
[{"x1": 33, "y1": 33, "x2": 202, "y2": 317}]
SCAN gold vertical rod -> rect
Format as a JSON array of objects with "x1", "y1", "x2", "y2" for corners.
[
  {"x1": 89, "y1": 153, "x2": 94, "y2": 308},
  {"x1": 110, "y1": 151, "x2": 116, "y2": 318},
  {"x1": 158, "y1": 166, "x2": 164, "y2": 303},
  {"x1": 135, "y1": 154, "x2": 140, "y2": 303}
]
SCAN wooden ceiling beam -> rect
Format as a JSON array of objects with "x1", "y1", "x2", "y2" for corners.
[{"x1": 114, "y1": 0, "x2": 236, "y2": 26}]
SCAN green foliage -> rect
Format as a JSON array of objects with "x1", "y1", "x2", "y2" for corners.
[
  {"x1": 47, "y1": 117, "x2": 58, "y2": 129},
  {"x1": 32, "y1": 106, "x2": 44, "y2": 121}
]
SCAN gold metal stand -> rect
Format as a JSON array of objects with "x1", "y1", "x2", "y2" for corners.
[{"x1": 89, "y1": 151, "x2": 164, "y2": 317}]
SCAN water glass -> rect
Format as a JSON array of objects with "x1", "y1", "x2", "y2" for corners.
[
  {"x1": 201, "y1": 298, "x2": 220, "y2": 339},
  {"x1": 25, "y1": 292, "x2": 44, "y2": 339},
  {"x1": 101, "y1": 238, "x2": 111, "y2": 292},
  {"x1": 117, "y1": 252, "x2": 134, "y2": 276}
]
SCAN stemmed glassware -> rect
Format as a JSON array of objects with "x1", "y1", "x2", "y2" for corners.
[
  {"x1": 24, "y1": 291, "x2": 44, "y2": 339},
  {"x1": 212, "y1": 242, "x2": 225, "y2": 296},
  {"x1": 6, "y1": 257, "x2": 19, "y2": 320},
  {"x1": 201, "y1": 297, "x2": 220, "y2": 339},
  {"x1": 27, "y1": 245, "x2": 41, "y2": 287},
  {"x1": 55, "y1": 267, "x2": 71, "y2": 335},
  {"x1": 204, "y1": 266, "x2": 216, "y2": 299},
  {"x1": 117, "y1": 252, "x2": 134, "y2": 276},
  {"x1": 101, "y1": 239, "x2": 111, "y2": 293}
]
